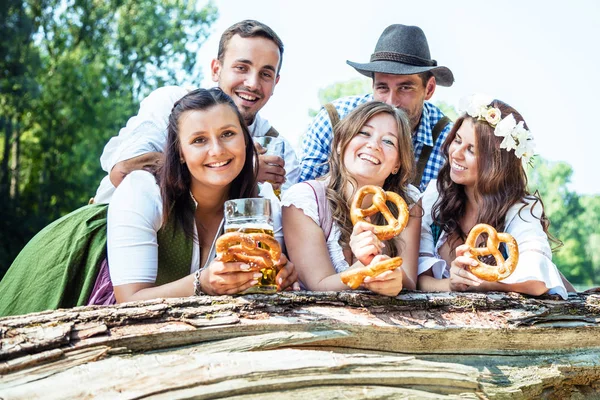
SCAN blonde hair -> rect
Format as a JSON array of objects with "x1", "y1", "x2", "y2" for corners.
[{"x1": 325, "y1": 101, "x2": 414, "y2": 255}]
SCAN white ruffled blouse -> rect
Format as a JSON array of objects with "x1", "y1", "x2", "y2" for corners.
[{"x1": 419, "y1": 180, "x2": 567, "y2": 299}]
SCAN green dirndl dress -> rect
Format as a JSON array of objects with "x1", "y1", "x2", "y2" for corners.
[{"x1": 0, "y1": 203, "x2": 192, "y2": 317}]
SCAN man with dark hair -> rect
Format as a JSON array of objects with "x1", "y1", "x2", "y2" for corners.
[
  {"x1": 300, "y1": 24, "x2": 454, "y2": 191},
  {"x1": 94, "y1": 20, "x2": 298, "y2": 203}
]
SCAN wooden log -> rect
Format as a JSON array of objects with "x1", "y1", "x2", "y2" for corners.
[{"x1": 1, "y1": 291, "x2": 600, "y2": 398}]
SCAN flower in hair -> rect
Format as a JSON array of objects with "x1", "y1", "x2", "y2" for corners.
[{"x1": 459, "y1": 94, "x2": 535, "y2": 166}]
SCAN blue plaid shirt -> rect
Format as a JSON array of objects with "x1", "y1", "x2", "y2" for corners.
[{"x1": 299, "y1": 94, "x2": 453, "y2": 191}]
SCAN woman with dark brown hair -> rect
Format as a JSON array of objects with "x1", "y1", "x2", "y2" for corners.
[
  {"x1": 0, "y1": 88, "x2": 297, "y2": 317},
  {"x1": 282, "y1": 101, "x2": 421, "y2": 296},
  {"x1": 417, "y1": 94, "x2": 569, "y2": 298}
]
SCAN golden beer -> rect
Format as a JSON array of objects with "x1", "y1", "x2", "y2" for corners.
[
  {"x1": 267, "y1": 182, "x2": 281, "y2": 199},
  {"x1": 225, "y1": 223, "x2": 277, "y2": 294}
]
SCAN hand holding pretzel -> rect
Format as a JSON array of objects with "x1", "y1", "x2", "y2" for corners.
[
  {"x1": 340, "y1": 256, "x2": 403, "y2": 290},
  {"x1": 350, "y1": 185, "x2": 409, "y2": 241},
  {"x1": 464, "y1": 223, "x2": 519, "y2": 281},
  {"x1": 216, "y1": 232, "x2": 282, "y2": 271}
]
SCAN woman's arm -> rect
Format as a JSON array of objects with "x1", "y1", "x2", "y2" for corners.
[
  {"x1": 446, "y1": 244, "x2": 550, "y2": 296},
  {"x1": 417, "y1": 269, "x2": 450, "y2": 291},
  {"x1": 393, "y1": 205, "x2": 421, "y2": 290},
  {"x1": 114, "y1": 261, "x2": 263, "y2": 302},
  {"x1": 283, "y1": 205, "x2": 351, "y2": 291}
]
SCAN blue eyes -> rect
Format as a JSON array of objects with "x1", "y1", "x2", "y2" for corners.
[{"x1": 357, "y1": 131, "x2": 396, "y2": 146}]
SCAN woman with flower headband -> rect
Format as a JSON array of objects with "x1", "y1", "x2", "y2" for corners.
[
  {"x1": 282, "y1": 101, "x2": 421, "y2": 296},
  {"x1": 417, "y1": 94, "x2": 571, "y2": 298}
]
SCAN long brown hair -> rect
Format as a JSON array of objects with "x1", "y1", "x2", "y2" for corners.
[
  {"x1": 326, "y1": 101, "x2": 415, "y2": 256},
  {"x1": 160, "y1": 88, "x2": 258, "y2": 241},
  {"x1": 433, "y1": 99, "x2": 558, "y2": 248}
]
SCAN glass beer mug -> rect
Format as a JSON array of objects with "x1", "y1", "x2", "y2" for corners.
[
  {"x1": 223, "y1": 198, "x2": 277, "y2": 294},
  {"x1": 254, "y1": 136, "x2": 285, "y2": 199}
]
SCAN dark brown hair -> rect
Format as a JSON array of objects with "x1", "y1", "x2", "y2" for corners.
[
  {"x1": 217, "y1": 20, "x2": 284, "y2": 75},
  {"x1": 433, "y1": 99, "x2": 558, "y2": 248},
  {"x1": 160, "y1": 88, "x2": 258, "y2": 241},
  {"x1": 326, "y1": 101, "x2": 415, "y2": 256}
]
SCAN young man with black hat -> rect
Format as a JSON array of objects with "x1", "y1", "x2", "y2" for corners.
[{"x1": 299, "y1": 24, "x2": 454, "y2": 191}]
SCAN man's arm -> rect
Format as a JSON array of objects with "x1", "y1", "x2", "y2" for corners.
[
  {"x1": 109, "y1": 152, "x2": 164, "y2": 187},
  {"x1": 299, "y1": 107, "x2": 334, "y2": 182},
  {"x1": 98, "y1": 86, "x2": 189, "y2": 191},
  {"x1": 420, "y1": 120, "x2": 453, "y2": 191}
]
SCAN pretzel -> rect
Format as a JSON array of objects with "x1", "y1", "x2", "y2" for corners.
[
  {"x1": 464, "y1": 223, "x2": 519, "y2": 281},
  {"x1": 216, "y1": 232, "x2": 282, "y2": 271},
  {"x1": 340, "y1": 257, "x2": 403, "y2": 289},
  {"x1": 350, "y1": 185, "x2": 409, "y2": 241}
]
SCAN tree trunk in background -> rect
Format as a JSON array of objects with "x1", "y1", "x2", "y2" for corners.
[
  {"x1": 9, "y1": 120, "x2": 19, "y2": 205},
  {"x1": 2, "y1": 291, "x2": 600, "y2": 398},
  {"x1": 0, "y1": 117, "x2": 11, "y2": 198}
]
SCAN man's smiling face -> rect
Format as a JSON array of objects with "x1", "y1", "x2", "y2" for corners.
[{"x1": 211, "y1": 34, "x2": 281, "y2": 126}]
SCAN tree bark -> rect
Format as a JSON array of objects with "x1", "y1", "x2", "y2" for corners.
[
  {"x1": 1, "y1": 291, "x2": 600, "y2": 399},
  {"x1": 0, "y1": 117, "x2": 11, "y2": 197},
  {"x1": 9, "y1": 119, "x2": 19, "y2": 204}
]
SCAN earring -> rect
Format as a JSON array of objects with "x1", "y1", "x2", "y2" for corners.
[
  {"x1": 392, "y1": 168, "x2": 399, "y2": 175},
  {"x1": 180, "y1": 157, "x2": 185, "y2": 164}
]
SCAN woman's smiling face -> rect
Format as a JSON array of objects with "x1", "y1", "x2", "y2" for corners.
[
  {"x1": 342, "y1": 112, "x2": 401, "y2": 188},
  {"x1": 178, "y1": 104, "x2": 247, "y2": 193},
  {"x1": 448, "y1": 118, "x2": 479, "y2": 187}
]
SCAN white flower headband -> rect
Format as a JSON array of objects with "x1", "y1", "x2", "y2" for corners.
[{"x1": 458, "y1": 94, "x2": 535, "y2": 166}]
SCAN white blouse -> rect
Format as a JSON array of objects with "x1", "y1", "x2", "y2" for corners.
[
  {"x1": 419, "y1": 180, "x2": 567, "y2": 299},
  {"x1": 107, "y1": 170, "x2": 283, "y2": 286},
  {"x1": 281, "y1": 180, "x2": 420, "y2": 273}
]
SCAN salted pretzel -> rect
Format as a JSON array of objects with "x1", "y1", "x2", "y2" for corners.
[
  {"x1": 464, "y1": 223, "x2": 519, "y2": 281},
  {"x1": 350, "y1": 185, "x2": 409, "y2": 241},
  {"x1": 340, "y1": 257, "x2": 403, "y2": 289},
  {"x1": 216, "y1": 232, "x2": 282, "y2": 271}
]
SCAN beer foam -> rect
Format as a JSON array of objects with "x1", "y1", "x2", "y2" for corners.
[{"x1": 225, "y1": 222, "x2": 274, "y2": 231}]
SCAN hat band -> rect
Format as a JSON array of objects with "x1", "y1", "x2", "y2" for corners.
[{"x1": 370, "y1": 51, "x2": 437, "y2": 67}]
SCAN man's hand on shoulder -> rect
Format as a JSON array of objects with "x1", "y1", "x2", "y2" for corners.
[{"x1": 109, "y1": 152, "x2": 164, "y2": 187}]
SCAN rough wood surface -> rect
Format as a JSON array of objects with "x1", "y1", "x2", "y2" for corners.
[{"x1": 1, "y1": 290, "x2": 600, "y2": 399}]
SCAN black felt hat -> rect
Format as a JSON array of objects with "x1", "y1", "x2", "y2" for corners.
[{"x1": 347, "y1": 24, "x2": 454, "y2": 87}]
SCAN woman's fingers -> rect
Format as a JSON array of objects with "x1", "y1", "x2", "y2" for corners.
[
  {"x1": 222, "y1": 278, "x2": 260, "y2": 295},
  {"x1": 204, "y1": 261, "x2": 264, "y2": 294},
  {"x1": 276, "y1": 261, "x2": 298, "y2": 291},
  {"x1": 362, "y1": 267, "x2": 403, "y2": 297}
]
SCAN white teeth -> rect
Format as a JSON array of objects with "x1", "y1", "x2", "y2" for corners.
[
  {"x1": 207, "y1": 160, "x2": 230, "y2": 168},
  {"x1": 238, "y1": 93, "x2": 258, "y2": 101},
  {"x1": 452, "y1": 161, "x2": 466, "y2": 171},
  {"x1": 359, "y1": 154, "x2": 380, "y2": 165}
]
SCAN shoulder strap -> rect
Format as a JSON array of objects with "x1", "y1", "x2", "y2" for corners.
[
  {"x1": 303, "y1": 180, "x2": 333, "y2": 241},
  {"x1": 264, "y1": 126, "x2": 280, "y2": 138},
  {"x1": 412, "y1": 116, "x2": 451, "y2": 187},
  {"x1": 324, "y1": 103, "x2": 340, "y2": 131}
]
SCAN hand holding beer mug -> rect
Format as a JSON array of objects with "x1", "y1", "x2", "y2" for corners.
[
  {"x1": 221, "y1": 198, "x2": 280, "y2": 294},
  {"x1": 254, "y1": 137, "x2": 285, "y2": 199}
]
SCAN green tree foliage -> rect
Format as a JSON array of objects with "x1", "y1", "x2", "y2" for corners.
[
  {"x1": 528, "y1": 159, "x2": 600, "y2": 286},
  {"x1": 308, "y1": 78, "x2": 372, "y2": 117},
  {"x1": 0, "y1": 0, "x2": 218, "y2": 277}
]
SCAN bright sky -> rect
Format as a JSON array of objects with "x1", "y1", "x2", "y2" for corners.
[{"x1": 196, "y1": 0, "x2": 600, "y2": 195}]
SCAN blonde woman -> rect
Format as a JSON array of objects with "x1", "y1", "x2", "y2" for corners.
[{"x1": 282, "y1": 102, "x2": 420, "y2": 296}]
